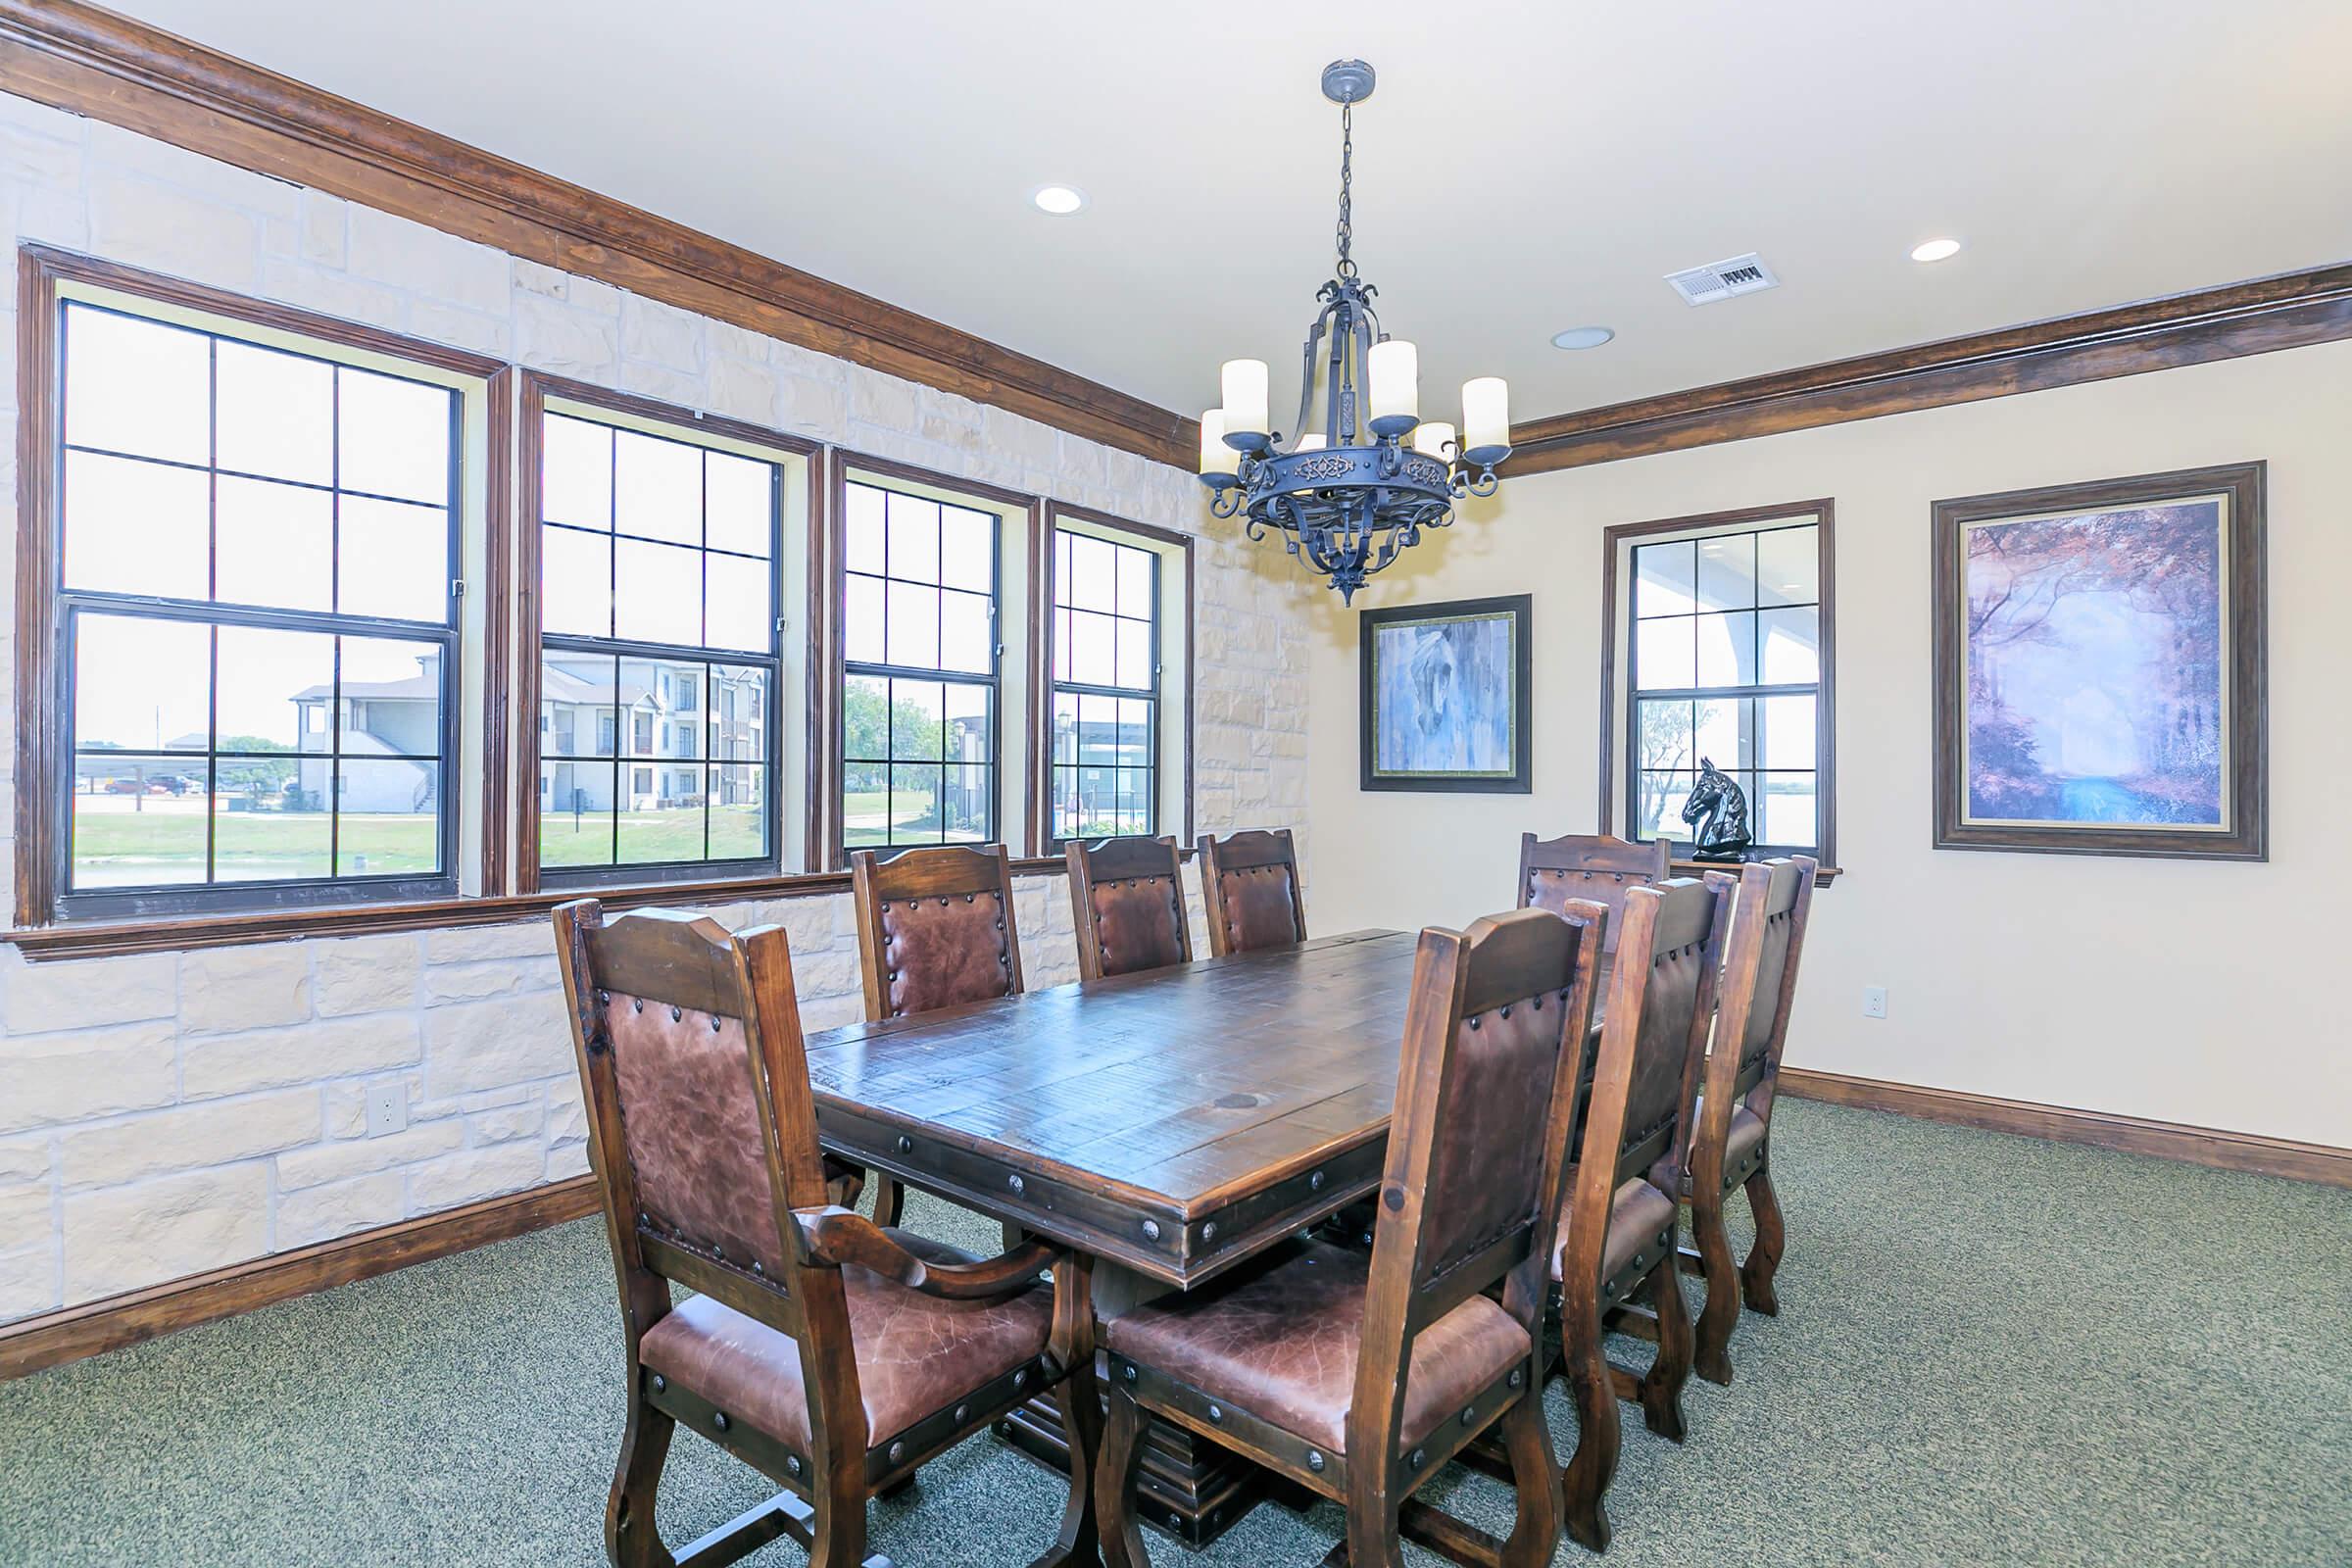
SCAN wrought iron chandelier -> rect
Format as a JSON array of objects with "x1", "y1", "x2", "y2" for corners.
[{"x1": 1199, "y1": 59, "x2": 1510, "y2": 604}]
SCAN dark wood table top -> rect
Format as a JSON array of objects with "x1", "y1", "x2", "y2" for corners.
[{"x1": 805, "y1": 931, "x2": 1417, "y2": 1288}]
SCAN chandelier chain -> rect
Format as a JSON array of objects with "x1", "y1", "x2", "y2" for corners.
[{"x1": 1334, "y1": 103, "x2": 1355, "y2": 279}]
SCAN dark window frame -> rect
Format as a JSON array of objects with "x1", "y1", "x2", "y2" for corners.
[
  {"x1": 1597, "y1": 500, "x2": 1838, "y2": 869},
  {"x1": 514, "y1": 371, "x2": 817, "y2": 894},
  {"x1": 15, "y1": 247, "x2": 508, "y2": 925}
]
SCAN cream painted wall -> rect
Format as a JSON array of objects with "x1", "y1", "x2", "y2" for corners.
[{"x1": 1304, "y1": 338, "x2": 2352, "y2": 1151}]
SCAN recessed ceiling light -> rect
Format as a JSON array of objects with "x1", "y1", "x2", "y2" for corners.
[
  {"x1": 1031, "y1": 184, "x2": 1088, "y2": 216},
  {"x1": 1910, "y1": 237, "x2": 1962, "y2": 263},
  {"x1": 1551, "y1": 326, "x2": 1615, "y2": 350}
]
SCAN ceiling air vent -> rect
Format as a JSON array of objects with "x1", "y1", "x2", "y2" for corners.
[{"x1": 1665, "y1": 253, "x2": 1780, "y2": 306}]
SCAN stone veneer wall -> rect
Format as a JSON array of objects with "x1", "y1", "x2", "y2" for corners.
[{"x1": 0, "y1": 93, "x2": 1314, "y2": 1327}]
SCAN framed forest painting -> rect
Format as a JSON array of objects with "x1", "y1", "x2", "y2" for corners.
[
  {"x1": 1932, "y1": 463, "x2": 2266, "y2": 859},
  {"x1": 1360, "y1": 594, "x2": 1532, "y2": 792}
]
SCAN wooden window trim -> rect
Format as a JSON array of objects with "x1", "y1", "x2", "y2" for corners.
[
  {"x1": 815, "y1": 452, "x2": 1040, "y2": 870},
  {"x1": 510, "y1": 370, "x2": 819, "y2": 895},
  {"x1": 1030, "y1": 503, "x2": 1196, "y2": 853},
  {"x1": 1596, "y1": 499, "x2": 1840, "y2": 878},
  {"x1": 12, "y1": 244, "x2": 511, "y2": 929}
]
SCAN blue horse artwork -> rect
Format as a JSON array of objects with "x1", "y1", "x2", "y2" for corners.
[{"x1": 1362, "y1": 597, "x2": 1531, "y2": 792}]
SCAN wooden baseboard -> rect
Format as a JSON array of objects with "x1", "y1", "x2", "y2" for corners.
[
  {"x1": 1779, "y1": 1067, "x2": 2352, "y2": 1189},
  {"x1": 0, "y1": 1174, "x2": 599, "y2": 1382}
]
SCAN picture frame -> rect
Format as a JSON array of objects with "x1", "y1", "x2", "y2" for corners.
[
  {"x1": 1931, "y1": 462, "x2": 2266, "y2": 859},
  {"x1": 1359, "y1": 593, "x2": 1533, "y2": 793}
]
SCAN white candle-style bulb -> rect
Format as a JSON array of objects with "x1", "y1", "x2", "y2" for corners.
[
  {"x1": 1198, "y1": 410, "x2": 1231, "y2": 474},
  {"x1": 1462, "y1": 376, "x2": 1509, "y2": 453},
  {"x1": 1221, "y1": 360, "x2": 1269, "y2": 435},
  {"x1": 1368, "y1": 340, "x2": 1419, "y2": 422},
  {"x1": 1294, "y1": 433, "x2": 1326, "y2": 452},
  {"x1": 1411, "y1": 420, "x2": 1455, "y2": 459}
]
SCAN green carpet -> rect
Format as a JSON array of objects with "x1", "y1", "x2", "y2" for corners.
[{"x1": 2, "y1": 1101, "x2": 2346, "y2": 1566}]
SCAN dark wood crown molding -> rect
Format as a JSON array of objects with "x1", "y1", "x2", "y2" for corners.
[
  {"x1": 0, "y1": 0, "x2": 1196, "y2": 468},
  {"x1": 1506, "y1": 261, "x2": 2352, "y2": 473}
]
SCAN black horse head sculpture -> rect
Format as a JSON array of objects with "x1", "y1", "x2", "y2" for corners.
[{"x1": 1681, "y1": 757, "x2": 1753, "y2": 861}]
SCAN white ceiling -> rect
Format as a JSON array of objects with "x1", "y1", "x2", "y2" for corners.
[{"x1": 115, "y1": 0, "x2": 2352, "y2": 424}]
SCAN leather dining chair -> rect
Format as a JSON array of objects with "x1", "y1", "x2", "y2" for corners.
[
  {"x1": 552, "y1": 901, "x2": 1102, "y2": 1568},
  {"x1": 848, "y1": 842, "x2": 1026, "y2": 1227},
  {"x1": 1196, "y1": 828, "x2": 1307, "y2": 957},
  {"x1": 1065, "y1": 834, "x2": 1193, "y2": 982},
  {"x1": 1550, "y1": 873, "x2": 1733, "y2": 1552},
  {"x1": 1095, "y1": 905, "x2": 1606, "y2": 1568},
  {"x1": 1517, "y1": 831, "x2": 1673, "y2": 954},
  {"x1": 1684, "y1": 855, "x2": 1817, "y2": 1385}
]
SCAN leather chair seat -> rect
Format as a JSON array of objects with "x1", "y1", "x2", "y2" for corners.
[
  {"x1": 1550, "y1": 1176, "x2": 1678, "y2": 1284},
  {"x1": 637, "y1": 1230, "x2": 1051, "y2": 1451},
  {"x1": 1101, "y1": 1239, "x2": 1530, "y2": 1454},
  {"x1": 1678, "y1": 1096, "x2": 1768, "y2": 1196}
]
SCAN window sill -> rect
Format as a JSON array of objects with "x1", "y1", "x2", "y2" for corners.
[
  {"x1": 1671, "y1": 858, "x2": 1840, "y2": 886},
  {"x1": 9, "y1": 857, "x2": 1077, "y2": 962}
]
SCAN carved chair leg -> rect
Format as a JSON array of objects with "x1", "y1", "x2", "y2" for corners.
[
  {"x1": 1740, "y1": 1157, "x2": 1786, "y2": 1316},
  {"x1": 1638, "y1": 1251, "x2": 1692, "y2": 1444},
  {"x1": 1559, "y1": 1304, "x2": 1620, "y2": 1553},
  {"x1": 607, "y1": 1394, "x2": 677, "y2": 1568},
  {"x1": 1690, "y1": 1188, "x2": 1740, "y2": 1387},
  {"x1": 869, "y1": 1175, "x2": 906, "y2": 1230},
  {"x1": 1497, "y1": 1384, "x2": 1563, "y2": 1568},
  {"x1": 1095, "y1": 1379, "x2": 1152, "y2": 1568}
]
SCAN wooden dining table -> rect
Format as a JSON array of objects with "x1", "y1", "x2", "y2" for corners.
[{"x1": 803, "y1": 929, "x2": 1425, "y2": 1546}]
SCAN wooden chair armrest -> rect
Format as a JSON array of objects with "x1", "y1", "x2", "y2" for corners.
[{"x1": 792, "y1": 1206, "x2": 1063, "y2": 1301}]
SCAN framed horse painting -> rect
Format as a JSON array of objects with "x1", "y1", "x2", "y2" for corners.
[
  {"x1": 1359, "y1": 594, "x2": 1533, "y2": 792},
  {"x1": 1932, "y1": 463, "x2": 2267, "y2": 860}
]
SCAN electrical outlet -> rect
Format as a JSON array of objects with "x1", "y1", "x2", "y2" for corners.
[
  {"x1": 366, "y1": 1082, "x2": 408, "y2": 1137},
  {"x1": 1861, "y1": 986, "x2": 1888, "y2": 1019}
]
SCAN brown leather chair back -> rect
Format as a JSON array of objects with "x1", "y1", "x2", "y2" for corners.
[
  {"x1": 1714, "y1": 856, "x2": 1817, "y2": 1125},
  {"x1": 851, "y1": 844, "x2": 1025, "y2": 1021},
  {"x1": 553, "y1": 901, "x2": 828, "y2": 1325},
  {"x1": 1517, "y1": 831, "x2": 1672, "y2": 953},
  {"x1": 1597, "y1": 876, "x2": 1732, "y2": 1194},
  {"x1": 1066, "y1": 834, "x2": 1192, "y2": 981},
  {"x1": 1196, "y1": 828, "x2": 1307, "y2": 956}
]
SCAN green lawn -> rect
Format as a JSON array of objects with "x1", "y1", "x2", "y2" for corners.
[
  {"x1": 71, "y1": 805, "x2": 438, "y2": 884},
  {"x1": 541, "y1": 805, "x2": 765, "y2": 865}
]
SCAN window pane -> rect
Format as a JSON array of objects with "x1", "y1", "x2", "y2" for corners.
[
  {"x1": 886, "y1": 493, "x2": 940, "y2": 583},
  {"x1": 612, "y1": 429, "x2": 701, "y2": 544},
  {"x1": 843, "y1": 761, "x2": 890, "y2": 848},
  {"x1": 844, "y1": 483, "x2": 886, "y2": 574},
  {"x1": 706, "y1": 552, "x2": 771, "y2": 655},
  {"x1": 1634, "y1": 541, "x2": 1695, "y2": 618},
  {"x1": 1633, "y1": 698, "x2": 1692, "y2": 774},
  {"x1": 340, "y1": 498, "x2": 449, "y2": 622},
  {"x1": 1053, "y1": 691, "x2": 1078, "y2": 764},
  {"x1": 884, "y1": 579, "x2": 939, "y2": 669},
  {"x1": 1633, "y1": 616, "x2": 1694, "y2": 691},
  {"x1": 1759, "y1": 607, "x2": 1820, "y2": 684},
  {"x1": 1694, "y1": 610, "x2": 1757, "y2": 686},
  {"x1": 1115, "y1": 544, "x2": 1153, "y2": 620},
  {"x1": 1067, "y1": 534, "x2": 1116, "y2": 612},
  {"x1": 709, "y1": 664, "x2": 768, "y2": 763},
  {"x1": 943, "y1": 763, "x2": 989, "y2": 841},
  {"x1": 214, "y1": 764, "x2": 329, "y2": 883},
  {"x1": 1078, "y1": 692, "x2": 1117, "y2": 765},
  {"x1": 64, "y1": 305, "x2": 211, "y2": 466},
  {"x1": 890, "y1": 762, "x2": 943, "y2": 845},
  {"x1": 1117, "y1": 697, "x2": 1152, "y2": 764},
  {"x1": 541, "y1": 415, "x2": 612, "y2": 530},
  {"x1": 940, "y1": 588, "x2": 992, "y2": 674},
  {"x1": 613, "y1": 538, "x2": 702, "y2": 646},
  {"x1": 1759, "y1": 771, "x2": 1817, "y2": 848},
  {"x1": 1756, "y1": 525, "x2": 1818, "y2": 608},
  {"x1": 619, "y1": 658, "x2": 706, "y2": 760},
  {"x1": 709, "y1": 764, "x2": 765, "y2": 858},
  {"x1": 940, "y1": 507, "x2": 992, "y2": 592},
  {"x1": 1693, "y1": 697, "x2": 1750, "y2": 770},
  {"x1": 541, "y1": 760, "x2": 614, "y2": 865},
  {"x1": 75, "y1": 614, "x2": 210, "y2": 753},
  {"x1": 891, "y1": 679, "x2": 946, "y2": 760},
  {"x1": 542, "y1": 653, "x2": 616, "y2": 758},
  {"x1": 216, "y1": 341, "x2": 332, "y2": 485},
  {"x1": 943, "y1": 681, "x2": 990, "y2": 766},
  {"x1": 1759, "y1": 694, "x2": 1816, "y2": 770},
  {"x1": 72, "y1": 755, "x2": 209, "y2": 887},
  {"x1": 1635, "y1": 771, "x2": 1694, "y2": 841},
  {"x1": 1052, "y1": 607, "x2": 1071, "y2": 682},
  {"x1": 217, "y1": 625, "x2": 335, "y2": 754},
  {"x1": 1053, "y1": 531, "x2": 1071, "y2": 606},
  {"x1": 336, "y1": 636, "x2": 443, "y2": 757},
  {"x1": 337, "y1": 368, "x2": 449, "y2": 505},
  {"x1": 844, "y1": 573, "x2": 885, "y2": 664},
  {"x1": 842, "y1": 674, "x2": 890, "y2": 760},
  {"x1": 1070, "y1": 611, "x2": 1115, "y2": 686},
  {"x1": 1696, "y1": 533, "x2": 1757, "y2": 612},
  {"x1": 61, "y1": 450, "x2": 209, "y2": 600},
  {"x1": 217, "y1": 477, "x2": 332, "y2": 612},
  {"x1": 543, "y1": 527, "x2": 612, "y2": 637},
  {"x1": 617, "y1": 760, "x2": 705, "y2": 863},
  {"x1": 1115, "y1": 617, "x2": 1152, "y2": 689},
  {"x1": 334, "y1": 759, "x2": 440, "y2": 875},
  {"x1": 706, "y1": 453, "x2": 772, "y2": 557}
]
